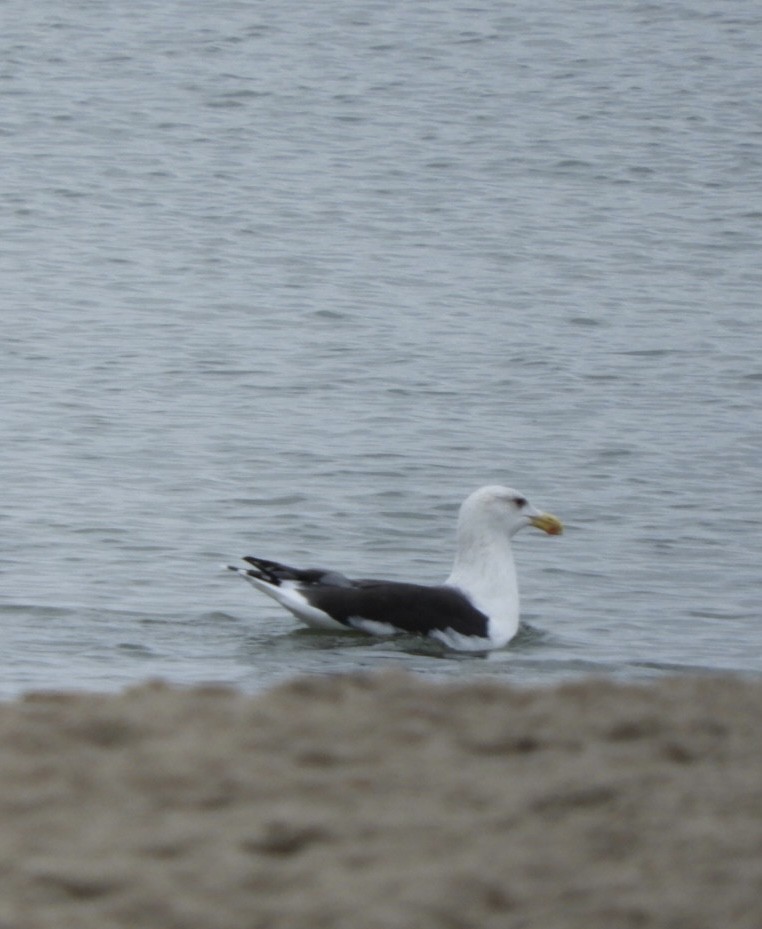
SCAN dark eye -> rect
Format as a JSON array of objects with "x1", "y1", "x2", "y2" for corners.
[{"x1": 513, "y1": 496, "x2": 527, "y2": 508}]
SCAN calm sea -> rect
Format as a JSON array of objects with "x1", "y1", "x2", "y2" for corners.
[{"x1": 2, "y1": 0, "x2": 761, "y2": 697}]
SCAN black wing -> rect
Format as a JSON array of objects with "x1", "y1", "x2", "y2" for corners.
[
  {"x1": 239, "y1": 557, "x2": 490, "y2": 639},
  {"x1": 304, "y1": 581, "x2": 490, "y2": 638}
]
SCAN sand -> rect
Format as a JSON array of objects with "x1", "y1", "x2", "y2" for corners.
[{"x1": 0, "y1": 671, "x2": 760, "y2": 929}]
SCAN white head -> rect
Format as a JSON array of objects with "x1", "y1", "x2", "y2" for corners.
[{"x1": 457, "y1": 485, "x2": 563, "y2": 540}]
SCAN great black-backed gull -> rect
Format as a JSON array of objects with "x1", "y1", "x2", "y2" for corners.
[{"x1": 227, "y1": 485, "x2": 562, "y2": 651}]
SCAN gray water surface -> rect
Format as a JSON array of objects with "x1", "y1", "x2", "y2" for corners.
[{"x1": 2, "y1": 0, "x2": 761, "y2": 697}]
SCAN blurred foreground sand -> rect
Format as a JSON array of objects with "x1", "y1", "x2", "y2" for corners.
[{"x1": 0, "y1": 671, "x2": 760, "y2": 928}]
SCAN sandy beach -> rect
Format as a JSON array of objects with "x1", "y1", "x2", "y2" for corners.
[{"x1": 0, "y1": 671, "x2": 759, "y2": 928}]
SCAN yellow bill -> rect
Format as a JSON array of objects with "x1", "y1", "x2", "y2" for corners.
[{"x1": 530, "y1": 512, "x2": 564, "y2": 535}]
